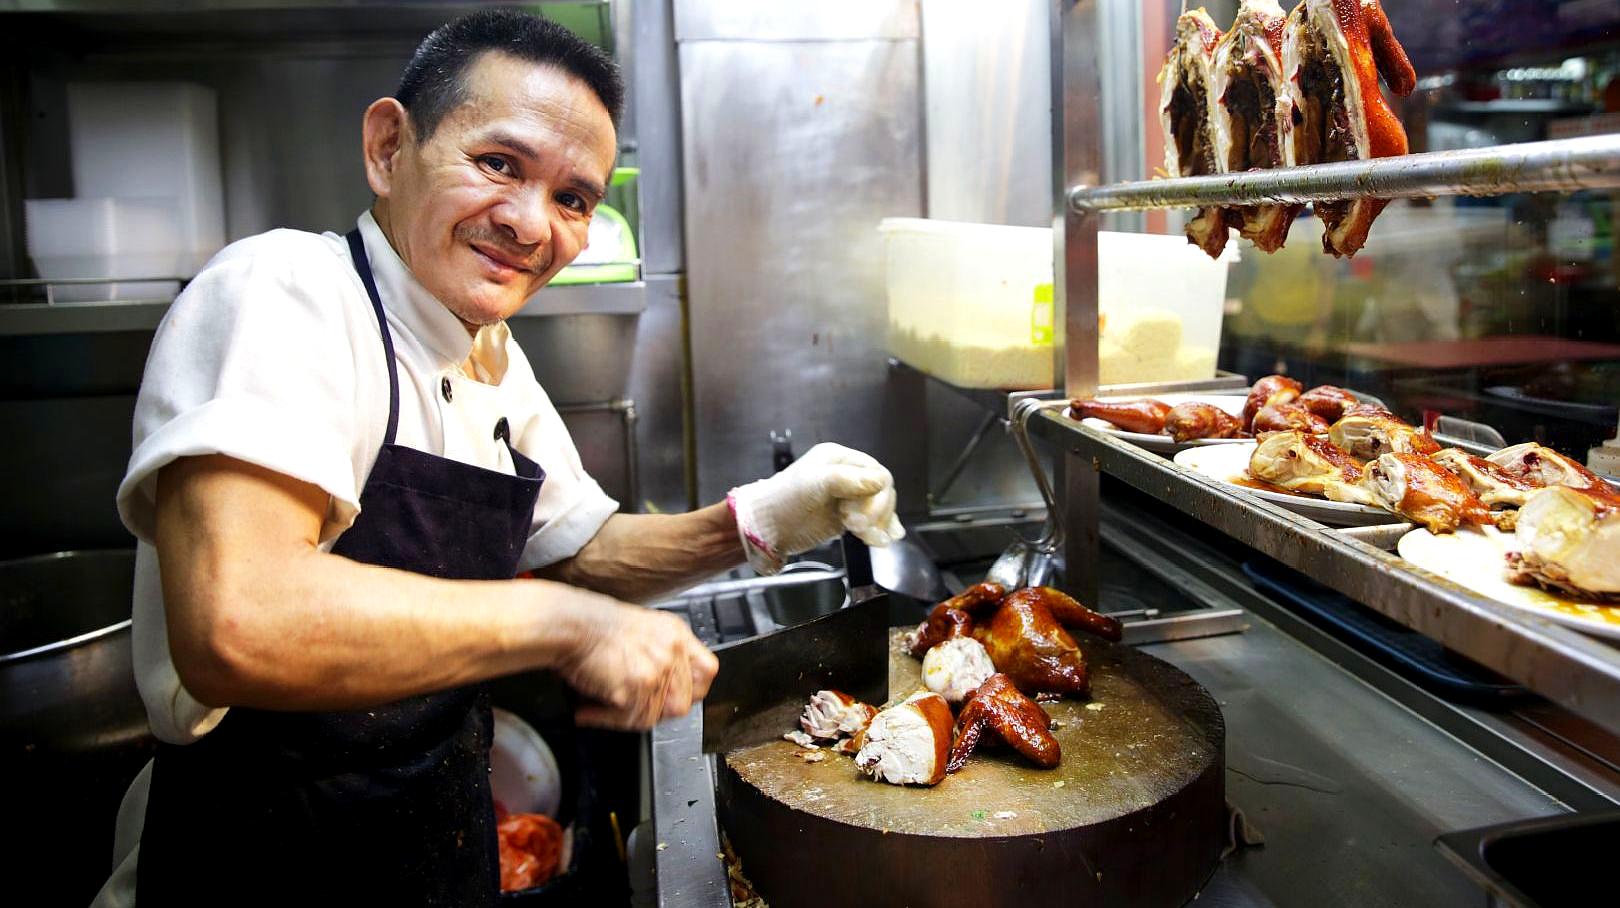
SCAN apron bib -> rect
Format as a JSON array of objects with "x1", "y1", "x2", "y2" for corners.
[{"x1": 136, "y1": 229, "x2": 545, "y2": 906}]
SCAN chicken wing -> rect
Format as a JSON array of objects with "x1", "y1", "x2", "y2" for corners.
[
  {"x1": 1165, "y1": 402, "x2": 1246, "y2": 442},
  {"x1": 854, "y1": 691, "x2": 955, "y2": 787},
  {"x1": 1282, "y1": 0, "x2": 1415, "y2": 257},
  {"x1": 1212, "y1": 0, "x2": 1299, "y2": 252},
  {"x1": 1071, "y1": 398, "x2": 1173, "y2": 435},
  {"x1": 946, "y1": 673, "x2": 1060, "y2": 773},
  {"x1": 1242, "y1": 374, "x2": 1304, "y2": 431},
  {"x1": 1486, "y1": 443, "x2": 1618, "y2": 500},
  {"x1": 904, "y1": 582, "x2": 1006, "y2": 657},
  {"x1": 1508, "y1": 486, "x2": 1620, "y2": 601},
  {"x1": 1362, "y1": 452, "x2": 1490, "y2": 534},
  {"x1": 1253, "y1": 400, "x2": 1330, "y2": 435},
  {"x1": 1249, "y1": 429, "x2": 1377, "y2": 504},
  {"x1": 1297, "y1": 385, "x2": 1359, "y2": 423},
  {"x1": 1160, "y1": 9, "x2": 1230, "y2": 258},
  {"x1": 1328, "y1": 410, "x2": 1440, "y2": 459},
  {"x1": 1430, "y1": 448, "x2": 1543, "y2": 509}
]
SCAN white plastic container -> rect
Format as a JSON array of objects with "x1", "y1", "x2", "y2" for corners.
[
  {"x1": 25, "y1": 197, "x2": 185, "y2": 302},
  {"x1": 880, "y1": 218, "x2": 1234, "y2": 389},
  {"x1": 67, "y1": 82, "x2": 224, "y2": 275}
]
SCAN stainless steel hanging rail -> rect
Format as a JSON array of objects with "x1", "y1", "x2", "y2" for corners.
[{"x1": 1068, "y1": 134, "x2": 1620, "y2": 212}]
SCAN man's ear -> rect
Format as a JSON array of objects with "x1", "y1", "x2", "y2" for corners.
[{"x1": 362, "y1": 98, "x2": 411, "y2": 198}]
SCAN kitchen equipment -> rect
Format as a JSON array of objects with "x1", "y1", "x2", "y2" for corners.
[
  {"x1": 716, "y1": 627, "x2": 1226, "y2": 908},
  {"x1": 67, "y1": 81, "x2": 225, "y2": 275},
  {"x1": 986, "y1": 398, "x2": 1066, "y2": 589},
  {"x1": 24, "y1": 197, "x2": 185, "y2": 302},
  {"x1": 1436, "y1": 810, "x2": 1620, "y2": 908},
  {"x1": 868, "y1": 535, "x2": 949, "y2": 603},
  {"x1": 1172, "y1": 442, "x2": 1398, "y2": 527},
  {"x1": 490, "y1": 708, "x2": 562, "y2": 819},
  {"x1": 761, "y1": 559, "x2": 849, "y2": 626}
]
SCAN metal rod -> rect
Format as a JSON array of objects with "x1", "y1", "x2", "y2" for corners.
[
  {"x1": 929, "y1": 409, "x2": 1001, "y2": 506},
  {"x1": 557, "y1": 397, "x2": 641, "y2": 512},
  {"x1": 1068, "y1": 135, "x2": 1620, "y2": 212}
]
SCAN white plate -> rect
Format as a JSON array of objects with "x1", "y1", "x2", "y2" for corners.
[
  {"x1": 491, "y1": 707, "x2": 561, "y2": 818},
  {"x1": 1398, "y1": 526, "x2": 1620, "y2": 641},
  {"x1": 1070, "y1": 393, "x2": 1250, "y2": 455},
  {"x1": 1172, "y1": 442, "x2": 1395, "y2": 527}
]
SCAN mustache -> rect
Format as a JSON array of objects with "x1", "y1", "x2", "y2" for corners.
[{"x1": 455, "y1": 226, "x2": 548, "y2": 273}]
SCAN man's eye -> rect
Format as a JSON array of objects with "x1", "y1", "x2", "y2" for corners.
[
  {"x1": 478, "y1": 155, "x2": 510, "y2": 175},
  {"x1": 557, "y1": 192, "x2": 587, "y2": 213}
]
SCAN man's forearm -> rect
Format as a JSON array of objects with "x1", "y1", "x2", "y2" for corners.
[{"x1": 539, "y1": 503, "x2": 742, "y2": 602}]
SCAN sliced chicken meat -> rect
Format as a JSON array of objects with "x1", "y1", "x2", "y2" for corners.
[
  {"x1": 1362, "y1": 452, "x2": 1490, "y2": 534},
  {"x1": 1296, "y1": 385, "x2": 1359, "y2": 423},
  {"x1": 946, "y1": 673, "x2": 1060, "y2": 773},
  {"x1": 1160, "y1": 9, "x2": 1230, "y2": 258},
  {"x1": 1165, "y1": 401, "x2": 1246, "y2": 443},
  {"x1": 1249, "y1": 429, "x2": 1377, "y2": 505},
  {"x1": 922, "y1": 637, "x2": 996, "y2": 705},
  {"x1": 1282, "y1": 0, "x2": 1416, "y2": 256},
  {"x1": 1328, "y1": 410, "x2": 1440, "y2": 460},
  {"x1": 1253, "y1": 400, "x2": 1330, "y2": 435},
  {"x1": 1486, "y1": 443, "x2": 1618, "y2": 499},
  {"x1": 854, "y1": 691, "x2": 955, "y2": 786},
  {"x1": 799, "y1": 689, "x2": 879, "y2": 743},
  {"x1": 1430, "y1": 448, "x2": 1543, "y2": 509},
  {"x1": 1212, "y1": 0, "x2": 1299, "y2": 251},
  {"x1": 1508, "y1": 487, "x2": 1620, "y2": 601}
]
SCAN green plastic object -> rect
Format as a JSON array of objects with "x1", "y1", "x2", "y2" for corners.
[
  {"x1": 611, "y1": 166, "x2": 639, "y2": 187},
  {"x1": 551, "y1": 202, "x2": 638, "y2": 285}
]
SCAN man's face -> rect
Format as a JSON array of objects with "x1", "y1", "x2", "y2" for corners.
[{"x1": 378, "y1": 52, "x2": 617, "y2": 327}]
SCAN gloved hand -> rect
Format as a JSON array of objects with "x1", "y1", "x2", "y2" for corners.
[{"x1": 727, "y1": 442, "x2": 905, "y2": 575}]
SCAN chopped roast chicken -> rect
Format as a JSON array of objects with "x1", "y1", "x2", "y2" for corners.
[
  {"x1": 1486, "y1": 443, "x2": 1618, "y2": 499},
  {"x1": 1165, "y1": 402, "x2": 1246, "y2": 442},
  {"x1": 973, "y1": 587, "x2": 1122, "y2": 699},
  {"x1": 905, "y1": 582, "x2": 1006, "y2": 657},
  {"x1": 1362, "y1": 452, "x2": 1490, "y2": 534},
  {"x1": 946, "y1": 673, "x2": 1060, "y2": 773},
  {"x1": 1211, "y1": 0, "x2": 1299, "y2": 251},
  {"x1": 1242, "y1": 374, "x2": 1303, "y2": 431},
  {"x1": 1430, "y1": 448, "x2": 1543, "y2": 509},
  {"x1": 1071, "y1": 398, "x2": 1173, "y2": 435},
  {"x1": 799, "y1": 689, "x2": 878, "y2": 743},
  {"x1": 1328, "y1": 409, "x2": 1440, "y2": 460},
  {"x1": 1249, "y1": 429, "x2": 1377, "y2": 505},
  {"x1": 1160, "y1": 9, "x2": 1230, "y2": 258},
  {"x1": 854, "y1": 691, "x2": 955, "y2": 786},
  {"x1": 1296, "y1": 385, "x2": 1359, "y2": 423},
  {"x1": 1508, "y1": 487, "x2": 1620, "y2": 601},
  {"x1": 1252, "y1": 400, "x2": 1329, "y2": 435},
  {"x1": 922, "y1": 637, "x2": 997, "y2": 705},
  {"x1": 1281, "y1": 0, "x2": 1416, "y2": 257}
]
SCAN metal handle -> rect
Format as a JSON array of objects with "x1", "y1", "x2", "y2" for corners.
[
  {"x1": 840, "y1": 532, "x2": 878, "y2": 601},
  {"x1": 1011, "y1": 397, "x2": 1066, "y2": 548}
]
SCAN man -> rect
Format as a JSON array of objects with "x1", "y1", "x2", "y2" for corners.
[{"x1": 92, "y1": 10, "x2": 901, "y2": 906}]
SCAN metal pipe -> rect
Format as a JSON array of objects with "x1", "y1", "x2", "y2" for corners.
[
  {"x1": 1068, "y1": 134, "x2": 1620, "y2": 212},
  {"x1": 557, "y1": 397, "x2": 640, "y2": 512},
  {"x1": 929, "y1": 410, "x2": 1001, "y2": 506}
]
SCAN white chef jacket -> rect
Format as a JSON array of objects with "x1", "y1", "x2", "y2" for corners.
[{"x1": 91, "y1": 211, "x2": 618, "y2": 906}]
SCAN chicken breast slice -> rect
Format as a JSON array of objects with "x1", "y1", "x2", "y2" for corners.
[{"x1": 922, "y1": 637, "x2": 996, "y2": 705}]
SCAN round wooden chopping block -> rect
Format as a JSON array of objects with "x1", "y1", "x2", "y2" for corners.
[{"x1": 717, "y1": 630, "x2": 1225, "y2": 908}]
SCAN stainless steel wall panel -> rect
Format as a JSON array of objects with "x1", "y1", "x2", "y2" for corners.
[
  {"x1": 679, "y1": 34, "x2": 921, "y2": 502},
  {"x1": 632, "y1": 0, "x2": 686, "y2": 276},
  {"x1": 674, "y1": 0, "x2": 918, "y2": 43}
]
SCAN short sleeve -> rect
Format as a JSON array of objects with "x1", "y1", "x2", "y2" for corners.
[
  {"x1": 117, "y1": 231, "x2": 378, "y2": 545},
  {"x1": 506, "y1": 351, "x2": 620, "y2": 571}
]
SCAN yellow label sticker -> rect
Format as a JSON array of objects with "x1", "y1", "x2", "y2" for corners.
[{"x1": 1031, "y1": 282, "x2": 1054, "y2": 346}]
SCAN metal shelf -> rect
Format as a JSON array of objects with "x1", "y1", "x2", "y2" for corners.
[
  {"x1": 1028, "y1": 405, "x2": 1620, "y2": 739},
  {"x1": 1068, "y1": 135, "x2": 1620, "y2": 213},
  {"x1": 889, "y1": 357, "x2": 1248, "y2": 419}
]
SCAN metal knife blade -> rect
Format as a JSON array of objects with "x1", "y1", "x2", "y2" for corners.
[{"x1": 700, "y1": 593, "x2": 890, "y2": 753}]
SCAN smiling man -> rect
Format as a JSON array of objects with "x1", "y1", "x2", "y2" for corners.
[{"x1": 92, "y1": 10, "x2": 902, "y2": 906}]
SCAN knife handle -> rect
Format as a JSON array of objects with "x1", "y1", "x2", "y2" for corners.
[{"x1": 841, "y1": 531, "x2": 875, "y2": 594}]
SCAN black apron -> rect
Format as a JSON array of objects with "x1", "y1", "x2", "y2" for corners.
[{"x1": 136, "y1": 229, "x2": 546, "y2": 906}]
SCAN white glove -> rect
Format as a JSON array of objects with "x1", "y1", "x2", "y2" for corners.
[{"x1": 727, "y1": 442, "x2": 906, "y2": 575}]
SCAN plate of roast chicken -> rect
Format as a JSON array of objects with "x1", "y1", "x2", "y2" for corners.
[{"x1": 780, "y1": 584, "x2": 1122, "y2": 786}]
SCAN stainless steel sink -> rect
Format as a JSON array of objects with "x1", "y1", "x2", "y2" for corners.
[{"x1": 655, "y1": 561, "x2": 849, "y2": 645}]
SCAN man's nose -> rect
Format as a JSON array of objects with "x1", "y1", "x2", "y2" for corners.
[{"x1": 494, "y1": 186, "x2": 553, "y2": 249}]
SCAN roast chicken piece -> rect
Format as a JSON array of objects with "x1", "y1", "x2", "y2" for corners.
[
  {"x1": 1211, "y1": 0, "x2": 1299, "y2": 252},
  {"x1": 1430, "y1": 448, "x2": 1543, "y2": 510},
  {"x1": 1160, "y1": 9, "x2": 1230, "y2": 258},
  {"x1": 1282, "y1": 0, "x2": 1416, "y2": 257},
  {"x1": 1328, "y1": 409, "x2": 1439, "y2": 460},
  {"x1": 905, "y1": 582, "x2": 1006, "y2": 656},
  {"x1": 1252, "y1": 401, "x2": 1329, "y2": 435},
  {"x1": 946, "y1": 673, "x2": 1060, "y2": 773},
  {"x1": 973, "y1": 587, "x2": 1121, "y2": 699},
  {"x1": 1486, "y1": 443, "x2": 1618, "y2": 500},
  {"x1": 1362, "y1": 452, "x2": 1490, "y2": 534},
  {"x1": 1508, "y1": 487, "x2": 1620, "y2": 601},
  {"x1": 1165, "y1": 401, "x2": 1246, "y2": 443},
  {"x1": 922, "y1": 637, "x2": 996, "y2": 705},
  {"x1": 854, "y1": 691, "x2": 955, "y2": 786},
  {"x1": 1249, "y1": 429, "x2": 1377, "y2": 505},
  {"x1": 1296, "y1": 385, "x2": 1359, "y2": 423},
  {"x1": 1071, "y1": 398, "x2": 1173, "y2": 435},
  {"x1": 1242, "y1": 374, "x2": 1303, "y2": 431},
  {"x1": 799, "y1": 689, "x2": 878, "y2": 743}
]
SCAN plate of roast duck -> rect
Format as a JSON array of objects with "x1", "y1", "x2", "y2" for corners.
[{"x1": 1067, "y1": 393, "x2": 1249, "y2": 455}]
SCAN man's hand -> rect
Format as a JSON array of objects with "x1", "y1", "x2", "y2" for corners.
[
  {"x1": 557, "y1": 596, "x2": 719, "y2": 730},
  {"x1": 727, "y1": 443, "x2": 905, "y2": 575}
]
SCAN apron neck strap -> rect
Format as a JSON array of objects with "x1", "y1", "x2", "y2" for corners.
[{"x1": 346, "y1": 228, "x2": 401, "y2": 447}]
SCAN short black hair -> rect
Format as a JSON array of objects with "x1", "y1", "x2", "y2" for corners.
[{"x1": 395, "y1": 8, "x2": 624, "y2": 141}]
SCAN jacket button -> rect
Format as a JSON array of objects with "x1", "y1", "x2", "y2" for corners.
[
  {"x1": 494, "y1": 417, "x2": 510, "y2": 443},
  {"x1": 440, "y1": 376, "x2": 453, "y2": 402}
]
